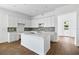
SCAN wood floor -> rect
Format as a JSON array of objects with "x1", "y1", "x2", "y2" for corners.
[
  {"x1": 0, "y1": 37, "x2": 79, "y2": 55},
  {"x1": 47, "y1": 37, "x2": 79, "y2": 55}
]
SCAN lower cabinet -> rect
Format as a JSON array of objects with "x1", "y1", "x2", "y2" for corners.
[{"x1": 8, "y1": 32, "x2": 18, "y2": 43}]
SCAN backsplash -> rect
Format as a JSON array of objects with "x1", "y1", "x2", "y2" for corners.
[
  {"x1": 24, "y1": 27, "x2": 55, "y2": 32},
  {"x1": 8, "y1": 27, "x2": 17, "y2": 32},
  {"x1": 8, "y1": 27, "x2": 55, "y2": 32},
  {"x1": 24, "y1": 28, "x2": 33, "y2": 31}
]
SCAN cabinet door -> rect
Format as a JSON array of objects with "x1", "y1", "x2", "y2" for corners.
[
  {"x1": 8, "y1": 15, "x2": 17, "y2": 27},
  {"x1": 51, "y1": 16, "x2": 55, "y2": 27},
  {"x1": 31, "y1": 16, "x2": 56, "y2": 27},
  {"x1": 44, "y1": 17, "x2": 51, "y2": 27},
  {"x1": 17, "y1": 17, "x2": 25, "y2": 24},
  {"x1": 31, "y1": 19, "x2": 39, "y2": 27}
]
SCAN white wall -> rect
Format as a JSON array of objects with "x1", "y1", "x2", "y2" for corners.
[{"x1": 58, "y1": 16, "x2": 64, "y2": 36}]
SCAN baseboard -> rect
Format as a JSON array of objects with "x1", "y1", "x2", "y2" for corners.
[
  {"x1": 58, "y1": 36, "x2": 75, "y2": 38},
  {"x1": 8, "y1": 40, "x2": 18, "y2": 43},
  {"x1": 0, "y1": 41, "x2": 8, "y2": 43}
]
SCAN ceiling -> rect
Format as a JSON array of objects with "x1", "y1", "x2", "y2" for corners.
[{"x1": 0, "y1": 4, "x2": 67, "y2": 16}]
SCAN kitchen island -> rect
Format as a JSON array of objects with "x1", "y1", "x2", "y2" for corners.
[{"x1": 21, "y1": 32, "x2": 50, "y2": 55}]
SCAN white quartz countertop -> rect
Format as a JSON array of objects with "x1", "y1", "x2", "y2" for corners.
[{"x1": 21, "y1": 31, "x2": 52, "y2": 39}]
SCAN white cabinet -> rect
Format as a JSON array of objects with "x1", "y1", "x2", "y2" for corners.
[
  {"x1": 31, "y1": 16, "x2": 55, "y2": 27},
  {"x1": 17, "y1": 17, "x2": 26, "y2": 24},
  {"x1": 25, "y1": 19, "x2": 31, "y2": 27},
  {"x1": 8, "y1": 32, "x2": 18, "y2": 43},
  {"x1": 43, "y1": 17, "x2": 51, "y2": 27},
  {"x1": 51, "y1": 16, "x2": 56, "y2": 27},
  {"x1": 44, "y1": 16, "x2": 55, "y2": 27},
  {"x1": 8, "y1": 15, "x2": 17, "y2": 27},
  {"x1": 8, "y1": 15, "x2": 27, "y2": 27},
  {"x1": 31, "y1": 19, "x2": 39, "y2": 27}
]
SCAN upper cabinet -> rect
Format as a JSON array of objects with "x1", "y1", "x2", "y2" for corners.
[
  {"x1": 8, "y1": 15, "x2": 27, "y2": 27},
  {"x1": 25, "y1": 19, "x2": 31, "y2": 27},
  {"x1": 8, "y1": 15, "x2": 17, "y2": 27},
  {"x1": 31, "y1": 18, "x2": 41, "y2": 27},
  {"x1": 31, "y1": 16, "x2": 55, "y2": 27},
  {"x1": 0, "y1": 14, "x2": 8, "y2": 27},
  {"x1": 17, "y1": 17, "x2": 26, "y2": 24}
]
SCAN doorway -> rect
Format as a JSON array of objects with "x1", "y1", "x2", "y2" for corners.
[{"x1": 57, "y1": 12, "x2": 76, "y2": 45}]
